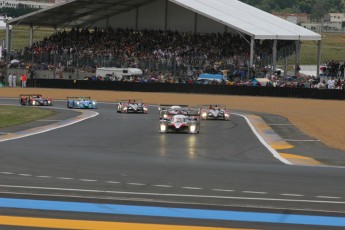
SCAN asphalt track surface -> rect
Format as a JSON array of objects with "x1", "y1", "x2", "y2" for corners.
[{"x1": 0, "y1": 98, "x2": 345, "y2": 229}]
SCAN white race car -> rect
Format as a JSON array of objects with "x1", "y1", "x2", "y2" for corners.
[
  {"x1": 116, "y1": 99, "x2": 148, "y2": 113},
  {"x1": 198, "y1": 104, "x2": 230, "y2": 120}
]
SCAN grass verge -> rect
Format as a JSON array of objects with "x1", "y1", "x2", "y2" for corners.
[{"x1": 0, "y1": 105, "x2": 55, "y2": 128}]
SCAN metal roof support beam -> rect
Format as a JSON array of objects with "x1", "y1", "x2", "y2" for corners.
[
  {"x1": 317, "y1": 40, "x2": 321, "y2": 78},
  {"x1": 5, "y1": 24, "x2": 10, "y2": 61},
  {"x1": 29, "y1": 24, "x2": 33, "y2": 47},
  {"x1": 295, "y1": 40, "x2": 301, "y2": 77},
  {"x1": 135, "y1": 6, "x2": 139, "y2": 30},
  {"x1": 194, "y1": 13, "x2": 198, "y2": 34},
  {"x1": 106, "y1": 16, "x2": 109, "y2": 28},
  {"x1": 248, "y1": 36, "x2": 254, "y2": 80},
  {"x1": 164, "y1": 0, "x2": 168, "y2": 31},
  {"x1": 272, "y1": 39, "x2": 277, "y2": 75}
]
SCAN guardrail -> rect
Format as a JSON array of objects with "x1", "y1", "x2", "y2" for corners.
[{"x1": 27, "y1": 79, "x2": 345, "y2": 100}]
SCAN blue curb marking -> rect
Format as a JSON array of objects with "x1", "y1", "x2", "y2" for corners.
[{"x1": 0, "y1": 198, "x2": 345, "y2": 227}]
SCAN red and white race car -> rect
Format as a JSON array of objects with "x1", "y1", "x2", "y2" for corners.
[
  {"x1": 159, "y1": 112, "x2": 200, "y2": 134},
  {"x1": 19, "y1": 94, "x2": 53, "y2": 106}
]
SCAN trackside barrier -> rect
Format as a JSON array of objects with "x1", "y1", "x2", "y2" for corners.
[{"x1": 27, "y1": 79, "x2": 345, "y2": 100}]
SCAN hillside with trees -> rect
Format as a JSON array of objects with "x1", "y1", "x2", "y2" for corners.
[{"x1": 240, "y1": 0, "x2": 345, "y2": 20}]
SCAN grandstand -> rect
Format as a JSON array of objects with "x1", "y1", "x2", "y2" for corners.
[{"x1": 4, "y1": 0, "x2": 322, "y2": 79}]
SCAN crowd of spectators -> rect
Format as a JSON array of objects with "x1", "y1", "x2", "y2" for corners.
[
  {"x1": 9, "y1": 27, "x2": 295, "y2": 77},
  {"x1": 2, "y1": 26, "x2": 345, "y2": 90}
]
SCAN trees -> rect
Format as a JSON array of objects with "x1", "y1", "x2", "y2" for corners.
[{"x1": 240, "y1": 0, "x2": 345, "y2": 16}]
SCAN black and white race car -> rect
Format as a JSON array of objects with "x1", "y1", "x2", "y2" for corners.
[
  {"x1": 116, "y1": 99, "x2": 148, "y2": 113},
  {"x1": 198, "y1": 104, "x2": 230, "y2": 120}
]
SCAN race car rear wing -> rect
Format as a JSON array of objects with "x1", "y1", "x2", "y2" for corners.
[
  {"x1": 67, "y1": 96, "x2": 91, "y2": 100},
  {"x1": 158, "y1": 104, "x2": 189, "y2": 110},
  {"x1": 20, "y1": 94, "x2": 42, "y2": 97},
  {"x1": 197, "y1": 104, "x2": 227, "y2": 109},
  {"x1": 116, "y1": 99, "x2": 143, "y2": 103},
  {"x1": 164, "y1": 109, "x2": 199, "y2": 116}
]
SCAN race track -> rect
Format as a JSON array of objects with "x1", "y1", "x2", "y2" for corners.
[{"x1": 0, "y1": 98, "x2": 345, "y2": 230}]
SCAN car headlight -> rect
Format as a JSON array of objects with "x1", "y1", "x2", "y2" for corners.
[
  {"x1": 32, "y1": 101, "x2": 36, "y2": 105},
  {"x1": 163, "y1": 114, "x2": 168, "y2": 119},
  {"x1": 144, "y1": 107, "x2": 148, "y2": 111},
  {"x1": 225, "y1": 114, "x2": 229, "y2": 117},
  {"x1": 201, "y1": 112, "x2": 207, "y2": 118},
  {"x1": 48, "y1": 100, "x2": 51, "y2": 104},
  {"x1": 160, "y1": 124, "x2": 167, "y2": 131},
  {"x1": 77, "y1": 101, "x2": 80, "y2": 105},
  {"x1": 92, "y1": 101, "x2": 96, "y2": 105},
  {"x1": 189, "y1": 125, "x2": 196, "y2": 132}
]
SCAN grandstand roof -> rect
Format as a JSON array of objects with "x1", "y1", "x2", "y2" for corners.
[{"x1": 7, "y1": 0, "x2": 321, "y2": 41}]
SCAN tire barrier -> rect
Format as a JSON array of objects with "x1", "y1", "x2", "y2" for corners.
[{"x1": 27, "y1": 79, "x2": 345, "y2": 100}]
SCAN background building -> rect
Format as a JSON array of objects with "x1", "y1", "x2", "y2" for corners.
[{"x1": 0, "y1": 0, "x2": 68, "y2": 9}]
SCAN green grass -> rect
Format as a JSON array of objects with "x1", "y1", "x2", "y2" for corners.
[
  {"x1": 1, "y1": 26, "x2": 344, "y2": 64},
  {"x1": 0, "y1": 105, "x2": 55, "y2": 128},
  {"x1": 299, "y1": 33, "x2": 345, "y2": 64}
]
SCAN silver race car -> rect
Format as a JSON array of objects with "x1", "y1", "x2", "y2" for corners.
[
  {"x1": 159, "y1": 110, "x2": 200, "y2": 134},
  {"x1": 198, "y1": 104, "x2": 230, "y2": 120},
  {"x1": 116, "y1": 99, "x2": 148, "y2": 113}
]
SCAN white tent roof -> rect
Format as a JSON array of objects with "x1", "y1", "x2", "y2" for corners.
[
  {"x1": 170, "y1": 0, "x2": 321, "y2": 40},
  {"x1": 0, "y1": 20, "x2": 12, "y2": 30},
  {"x1": 7, "y1": 0, "x2": 320, "y2": 41}
]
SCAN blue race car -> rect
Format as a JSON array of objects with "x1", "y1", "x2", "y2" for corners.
[{"x1": 67, "y1": 96, "x2": 97, "y2": 109}]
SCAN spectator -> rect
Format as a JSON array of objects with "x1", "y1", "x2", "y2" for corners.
[
  {"x1": 12, "y1": 73, "x2": 17, "y2": 87},
  {"x1": 8, "y1": 73, "x2": 13, "y2": 87},
  {"x1": 21, "y1": 73, "x2": 27, "y2": 87},
  {"x1": 0, "y1": 73, "x2": 4, "y2": 86},
  {"x1": 327, "y1": 77, "x2": 335, "y2": 89}
]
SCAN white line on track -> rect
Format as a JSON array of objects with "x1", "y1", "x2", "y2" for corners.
[
  {"x1": 0, "y1": 190, "x2": 343, "y2": 215},
  {"x1": 242, "y1": 191, "x2": 267, "y2": 194},
  {"x1": 35, "y1": 176, "x2": 52, "y2": 178},
  {"x1": 153, "y1": 185, "x2": 173, "y2": 188},
  {"x1": 79, "y1": 179, "x2": 98, "y2": 182},
  {"x1": 106, "y1": 181, "x2": 121, "y2": 184},
  {"x1": 17, "y1": 174, "x2": 32, "y2": 177},
  {"x1": 0, "y1": 104, "x2": 99, "y2": 143},
  {"x1": 57, "y1": 177, "x2": 74, "y2": 180},
  {"x1": 0, "y1": 172, "x2": 14, "y2": 175},
  {"x1": 181, "y1": 187, "x2": 203, "y2": 190},
  {"x1": 127, "y1": 183, "x2": 145, "y2": 186},
  {"x1": 212, "y1": 189, "x2": 235, "y2": 192},
  {"x1": 232, "y1": 113, "x2": 293, "y2": 165},
  {"x1": 281, "y1": 193, "x2": 304, "y2": 197},
  {"x1": 0, "y1": 184, "x2": 344, "y2": 205},
  {"x1": 316, "y1": 196, "x2": 341, "y2": 199}
]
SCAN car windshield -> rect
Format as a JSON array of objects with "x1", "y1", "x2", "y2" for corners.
[{"x1": 173, "y1": 117, "x2": 185, "y2": 123}]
